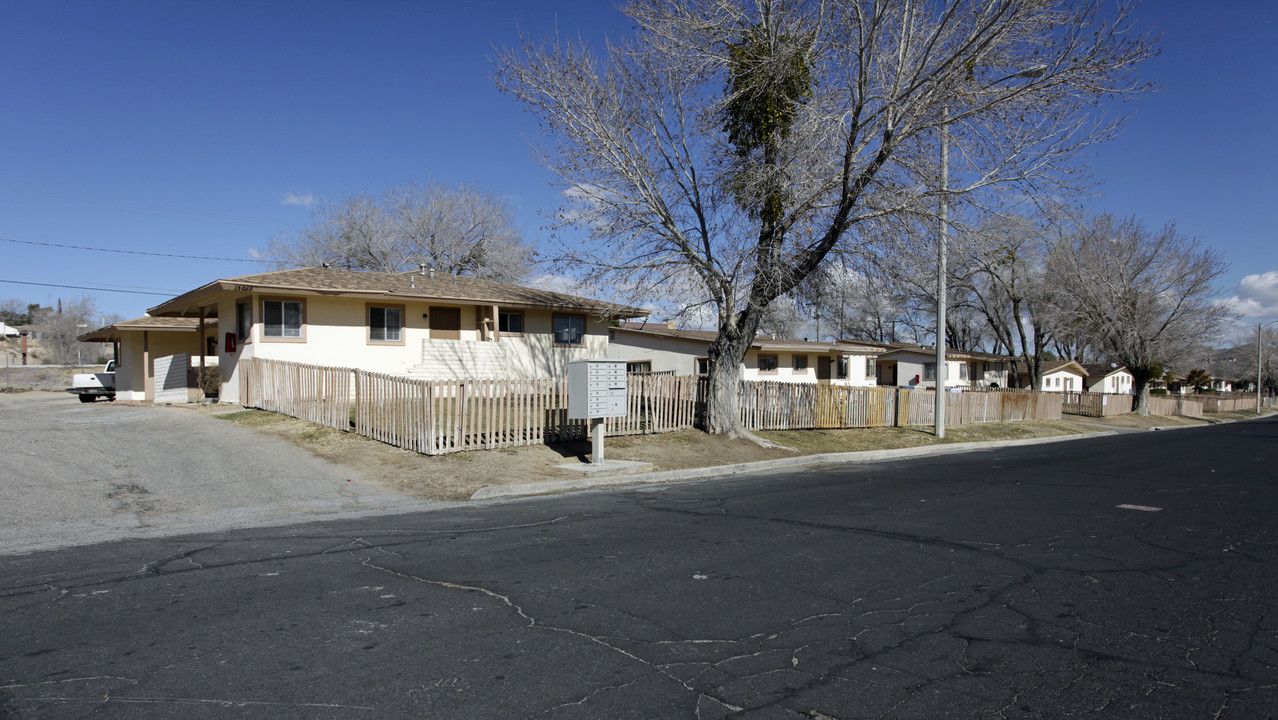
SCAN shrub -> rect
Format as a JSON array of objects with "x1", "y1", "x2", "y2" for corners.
[{"x1": 197, "y1": 367, "x2": 222, "y2": 398}]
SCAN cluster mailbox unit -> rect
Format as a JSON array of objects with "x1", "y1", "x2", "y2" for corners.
[{"x1": 567, "y1": 359, "x2": 628, "y2": 464}]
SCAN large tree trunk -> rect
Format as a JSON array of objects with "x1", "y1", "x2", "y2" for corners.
[
  {"x1": 702, "y1": 311, "x2": 764, "y2": 436},
  {"x1": 1132, "y1": 379, "x2": 1151, "y2": 416}
]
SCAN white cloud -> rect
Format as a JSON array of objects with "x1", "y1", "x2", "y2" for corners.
[
  {"x1": 1224, "y1": 271, "x2": 1278, "y2": 319},
  {"x1": 526, "y1": 273, "x2": 583, "y2": 296},
  {"x1": 281, "y1": 192, "x2": 316, "y2": 207}
]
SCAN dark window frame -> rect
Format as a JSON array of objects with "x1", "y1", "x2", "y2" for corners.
[
  {"x1": 262, "y1": 298, "x2": 305, "y2": 341},
  {"x1": 553, "y1": 314, "x2": 587, "y2": 347},
  {"x1": 368, "y1": 304, "x2": 405, "y2": 344}
]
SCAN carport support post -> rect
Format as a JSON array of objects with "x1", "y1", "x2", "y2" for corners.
[{"x1": 590, "y1": 417, "x2": 605, "y2": 464}]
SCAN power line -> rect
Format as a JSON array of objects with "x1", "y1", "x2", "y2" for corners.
[
  {"x1": 1, "y1": 236, "x2": 261, "y2": 263},
  {"x1": 0, "y1": 279, "x2": 175, "y2": 296},
  {"x1": 5, "y1": 276, "x2": 184, "y2": 293}
]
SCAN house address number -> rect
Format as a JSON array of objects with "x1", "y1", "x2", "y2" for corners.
[{"x1": 233, "y1": 285, "x2": 254, "y2": 291}]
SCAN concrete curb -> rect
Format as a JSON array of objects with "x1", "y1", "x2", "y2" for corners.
[{"x1": 470, "y1": 429, "x2": 1120, "y2": 501}]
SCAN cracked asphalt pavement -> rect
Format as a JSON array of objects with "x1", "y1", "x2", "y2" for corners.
[{"x1": 1, "y1": 411, "x2": 1276, "y2": 718}]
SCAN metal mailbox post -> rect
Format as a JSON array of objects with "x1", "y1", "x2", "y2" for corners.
[{"x1": 567, "y1": 359, "x2": 628, "y2": 464}]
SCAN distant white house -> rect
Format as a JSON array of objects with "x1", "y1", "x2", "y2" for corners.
[
  {"x1": 607, "y1": 323, "x2": 884, "y2": 386},
  {"x1": 1016, "y1": 360, "x2": 1088, "y2": 392},
  {"x1": 1209, "y1": 378, "x2": 1235, "y2": 393},
  {"x1": 0, "y1": 322, "x2": 20, "y2": 338},
  {"x1": 1081, "y1": 364, "x2": 1134, "y2": 394}
]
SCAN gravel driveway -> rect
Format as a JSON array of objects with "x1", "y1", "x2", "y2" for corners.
[{"x1": 0, "y1": 392, "x2": 437, "y2": 555}]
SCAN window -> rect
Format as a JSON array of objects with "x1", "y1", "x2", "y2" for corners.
[
  {"x1": 369, "y1": 305, "x2": 403, "y2": 343},
  {"x1": 792, "y1": 354, "x2": 809, "y2": 372},
  {"x1": 498, "y1": 312, "x2": 524, "y2": 334},
  {"x1": 553, "y1": 314, "x2": 586, "y2": 346},
  {"x1": 236, "y1": 300, "x2": 252, "y2": 341},
  {"x1": 836, "y1": 356, "x2": 849, "y2": 379},
  {"x1": 696, "y1": 357, "x2": 711, "y2": 375},
  {"x1": 263, "y1": 299, "x2": 304, "y2": 339},
  {"x1": 960, "y1": 363, "x2": 968, "y2": 380},
  {"x1": 626, "y1": 361, "x2": 651, "y2": 374},
  {"x1": 995, "y1": 362, "x2": 1005, "y2": 373},
  {"x1": 865, "y1": 358, "x2": 876, "y2": 377},
  {"x1": 758, "y1": 355, "x2": 778, "y2": 373},
  {"x1": 924, "y1": 362, "x2": 936, "y2": 381}
]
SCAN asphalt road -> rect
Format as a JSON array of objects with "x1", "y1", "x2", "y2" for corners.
[
  {"x1": 0, "y1": 392, "x2": 433, "y2": 555},
  {"x1": 1, "y1": 415, "x2": 1276, "y2": 718}
]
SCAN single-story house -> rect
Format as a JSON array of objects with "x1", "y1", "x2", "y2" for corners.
[
  {"x1": 961, "y1": 350, "x2": 1014, "y2": 388},
  {"x1": 608, "y1": 323, "x2": 884, "y2": 386},
  {"x1": 868, "y1": 342, "x2": 1013, "y2": 389},
  {"x1": 1015, "y1": 359, "x2": 1088, "y2": 392},
  {"x1": 77, "y1": 316, "x2": 214, "y2": 402},
  {"x1": 1209, "y1": 378, "x2": 1235, "y2": 393},
  {"x1": 138, "y1": 266, "x2": 646, "y2": 404},
  {"x1": 1080, "y1": 364, "x2": 1134, "y2": 394}
]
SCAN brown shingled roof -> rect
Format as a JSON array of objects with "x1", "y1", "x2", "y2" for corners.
[
  {"x1": 147, "y1": 267, "x2": 648, "y2": 319},
  {"x1": 76, "y1": 316, "x2": 203, "y2": 342}
]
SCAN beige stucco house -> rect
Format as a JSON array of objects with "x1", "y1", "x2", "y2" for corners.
[
  {"x1": 607, "y1": 323, "x2": 884, "y2": 386},
  {"x1": 870, "y1": 343, "x2": 1013, "y2": 389},
  {"x1": 135, "y1": 267, "x2": 645, "y2": 404},
  {"x1": 77, "y1": 316, "x2": 214, "y2": 402}
]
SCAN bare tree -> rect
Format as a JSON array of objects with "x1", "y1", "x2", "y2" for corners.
[
  {"x1": 32, "y1": 296, "x2": 100, "y2": 366},
  {"x1": 266, "y1": 182, "x2": 535, "y2": 282},
  {"x1": 948, "y1": 213, "x2": 1058, "y2": 387},
  {"x1": 1045, "y1": 215, "x2": 1234, "y2": 414},
  {"x1": 756, "y1": 293, "x2": 803, "y2": 339},
  {"x1": 495, "y1": 0, "x2": 1154, "y2": 435}
]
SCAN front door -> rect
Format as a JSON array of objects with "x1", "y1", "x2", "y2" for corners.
[
  {"x1": 429, "y1": 306, "x2": 461, "y2": 340},
  {"x1": 816, "y1": 356, "x2": 832, "y2": 383}
]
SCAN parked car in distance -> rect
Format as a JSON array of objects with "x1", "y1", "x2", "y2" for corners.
[{"x1": 67, "y1": 360, "x2": 116, "y2": 403}]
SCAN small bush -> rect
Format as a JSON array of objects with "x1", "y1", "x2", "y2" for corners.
[
  {"x1": 1150, "y1": 388, "x2": 1168, "y2": 395},
  {"x1": 197, "y1": 367, "x2": 222, "y2": 398}
]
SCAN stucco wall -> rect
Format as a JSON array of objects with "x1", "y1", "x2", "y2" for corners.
[
  {"x1": 607, "y1": 333, "x2": 708, "y2": 375},
  {"x1": 1040, "y1": 370, "x2": 1084, "y2": 392},
  {"x1": 1087, "y1": 372, "x2": 1133, "y2": 394},
  {"x1": 879, "y1": 352, "x2": 966, "y2": 389},
  {"x1": 115, "y1": 330, "x2": 202, "y2": 401},
  {"x1": 215, "y1": 294, "x2": 615, "y2": 402},
  {"x1": 607, "y1": 332, "x2": 878, "y2": 386}
]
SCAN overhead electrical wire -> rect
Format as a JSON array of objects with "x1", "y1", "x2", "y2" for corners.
[
  {"x1": 0, "y1": 279, "x2": 175, "y2": 296},
  {"x1": 1, "y1": 236, "x2": 261, "y2": 263}
]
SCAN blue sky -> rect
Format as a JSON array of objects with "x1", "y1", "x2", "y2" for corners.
[{"x1": 2, "y1": 1, "x2": 1275, "y2": 344}]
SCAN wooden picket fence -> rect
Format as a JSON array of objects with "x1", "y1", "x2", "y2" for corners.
[
  {"x1": 899, "y1": 388, "x2": 1063, "y2": 427},
  {"x1": 1197, "y1": 394, "x2": 1255, "y2": 413},
  {"x1": 1061, "y1": 392, "x2": 1134, "y2": 418},
  {"x1": 1147, "y1": 395, "x2": 1204, "y2": 417},
  {"x1": 238, "y1": 357, "x2": 352, "y2": 431},
  {"x1": 239, "y1": 358, "x2": 700, "y2": 455},
  {"x1": 239, "y1": 358, "x2": 1066, "y2": 456},
  {"x1": 739, "y1": 383, "x2": 897, "y2": 430}
]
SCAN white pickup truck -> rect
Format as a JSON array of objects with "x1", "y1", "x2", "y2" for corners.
[{"x1": 67, "y1": 360, "x2": 116, "y2": 403}]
